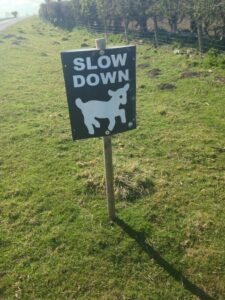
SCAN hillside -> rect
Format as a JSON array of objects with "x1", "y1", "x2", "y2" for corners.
[{"x1": 0, "y1": 17, "x2": 225, "y2": 299}]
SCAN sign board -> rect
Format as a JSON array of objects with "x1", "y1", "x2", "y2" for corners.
[{"x1": 61, "y1": 46, "x2": 136, "y2": 140}]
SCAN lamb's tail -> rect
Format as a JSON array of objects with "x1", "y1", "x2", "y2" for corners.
[{"x1": 75, "y1": 98, "x2": 83, "y2": 109}]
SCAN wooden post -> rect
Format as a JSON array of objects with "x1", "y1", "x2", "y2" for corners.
[
  {"x1": 153, "y1": 15, "x2": 159, "y2": 48},
  {"x1": 96, "y1": 38, "x2": 116, "y2": 220},
  {"x1": 197, "y1": 22, "x2": 203, "y2": 54},
  {"x1": 103, "y1": 135, "x2": 115, "y2": 220}
]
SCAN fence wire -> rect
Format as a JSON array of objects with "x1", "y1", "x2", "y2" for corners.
[{"x1": 74, "y1": 21, "x2": 225, "y2": 52}]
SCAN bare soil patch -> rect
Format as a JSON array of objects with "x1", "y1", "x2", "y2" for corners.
[
  {"x1": 81, "y1": 43, "x2": 89, "y2": 47},
  {"x1": 11, "y1": 41, "x2": 20, "y2": 46},
  {"x1": 16, "y1": 36, "x2": 27, "y2": 41},
  {"x1": 138, "y1": 63, "x2": 150, "y2": 69},
  {"x1": 148, "y1": 68, "x2": 161, "y2": 77},
  {"x1": 215, "y1": 76, "x2": 225, "y2": 84},
  {"x1": 52, "y1": 41, "x2": 60, "y2": 45},
  {"x1": 40, "y1": 52, "x2": 48, "y2": 57},
  {"x1": 180, "y1": 71, "x2": 209, "y2": 79},
  {"x1": 3, "y1": 34, "x2": 16, "y2": 39},
  {"x1": 157, "y1": 83, "x2": 176, "y2": 90}
]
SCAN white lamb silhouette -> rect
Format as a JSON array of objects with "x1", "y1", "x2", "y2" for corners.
[{"x1": 75, "y1": 83, "x2": 130, "y2": 135}]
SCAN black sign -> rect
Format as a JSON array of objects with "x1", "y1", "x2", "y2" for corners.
[{"x1": 61, "y1": 46, "x2": 136, "y2": 140}]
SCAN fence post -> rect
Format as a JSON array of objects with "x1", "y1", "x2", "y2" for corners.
[
  {"x1": 96, "y1": 38, "x2": 116, "y2": 220},
  {"x1": 197, "y1": 22, "x2": 203, "y2": 53},
  {"x1": 153, "y1": 15, "x2": 159, "y2": 48}
]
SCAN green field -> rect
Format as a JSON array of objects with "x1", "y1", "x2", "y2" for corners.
[{"x1": 0, "y1": 17, "x2": 225, "y2": 299}]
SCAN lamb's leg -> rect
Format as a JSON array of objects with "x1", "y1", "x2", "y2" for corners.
[
  {"x1": 108, "y1": 117, "x2": 116, "y2": 131},
  {"x1": 93, "y1": 118, "x2": 100, "y2": 128},
  {"x1": 118, "y1": 109, "x2": 126, "y2": 124},
  {"x1": 84, "y1": 120, "x2": 95, "y2": 135}
]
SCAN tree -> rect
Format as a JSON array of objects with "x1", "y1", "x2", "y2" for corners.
[
  {"x1": 114, "y1": 0, "x2": 136, "y2": 42},
  {"x1": 158, "y1": 0, "x2": 185, "y2": 33},
  {"x1": 38, "y1": 0, "x2": 225, "y2": 50},
  {"x1": 95, "y1": 0, "x2": 115, "y2": 39},
  {"x1": 11, "y1": 11, "x2": 18, "y2": 18},
  {"x1": 207, "y1": 0, "x2": 225, "y2": 39},
  {"x1": 39, "y1": 3, "x2": 49, "y2": 21},
  {"x1": 79, "y1": 0, "x2": 99, "y2": 26},
  {"x1": 146, "y1": 0, "x2": 163, "y2": 47},
  {"x1": 184, "y1": 0, "x2": 219, "y2": 52},
  {"x1": 132, "y1": 0, "x2": 150, "y2": 33}
]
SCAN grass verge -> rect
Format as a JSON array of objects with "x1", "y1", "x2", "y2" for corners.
[{"x1": 0, "y1": 17, "x2": 225, "y2": 299}]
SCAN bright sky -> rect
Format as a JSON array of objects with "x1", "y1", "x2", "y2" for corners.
[{"x1": 0, "y1": 0, "x2": 43, "y2": 18}]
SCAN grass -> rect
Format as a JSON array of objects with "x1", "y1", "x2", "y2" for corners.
[{"x1": 0, "y1": 17, "x2": 225, "y2": 299}]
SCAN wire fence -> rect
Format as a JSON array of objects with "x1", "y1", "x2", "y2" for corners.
[{"x1": 74, "y1": 21, "x2": 225, "y2": 52}]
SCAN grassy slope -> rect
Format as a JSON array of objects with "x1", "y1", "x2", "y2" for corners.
[{"x1": 0, "y1": 17, "x2": 225, "y2": 299}]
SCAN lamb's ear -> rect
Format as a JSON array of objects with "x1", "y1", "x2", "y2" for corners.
[
  {"x1": 108, "y1": 89, "x2": 114, "y2": 96},
  {"x1": 124, "y1": 83, "x2": 130, "y2": 91}
]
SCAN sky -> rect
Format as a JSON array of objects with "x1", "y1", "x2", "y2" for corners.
[{"x1": 0, "y1": 0, "x2": 43, "y2": 18}]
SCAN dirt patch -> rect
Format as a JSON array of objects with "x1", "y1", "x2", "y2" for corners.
[
  {"x1": 180, "y1": 71, "x2": 209, "y2": 79},
  {"x1": 40, "y1": 52, "x2": 48, "y2": 57},
  {"x1": 11, "y1": 41, "x2": 20, "y2": 46},
  {"x1": 187, "y1": 61, "x2": 199, "y2": 68},
  {"x1": 160, "y1": 110, "x2": 167, "y2": 116},
  {"x1": 148, "y1": 68, "x2": 161, "y2": 78},
  {"x1": 114, "y1": 175, "x2": 155, "y2": 201},
  {"x1": 3, "y1": 34, "x2": 16, "y2": 39},
  {"x1": 180, "y1": 71, "x2": 199, "y2": 79},
  {"x1": 215, "y1": 76, "x2": 225, "y2": 84},
  {"x1": 18, "y1": 29, "x2": 25, "y2": 34},
  {"x1": 138, "y1": 63, "x2": 150, "y2": 69},
  {"x1": 52, "y1": 41, "x2": 60, "y2": 45},
  {"x1": 157, "y1": 83, "x2": 176, "y2": 90},
  {"x1": 16, "y1": 36, "x2": 27, "y2": 41},
  {"x1": 81, "y1": 43, "x2": 89, "y2": 48},
  {"x1": 214, "y1": 147, "x2": 225, "y2": 153}
]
